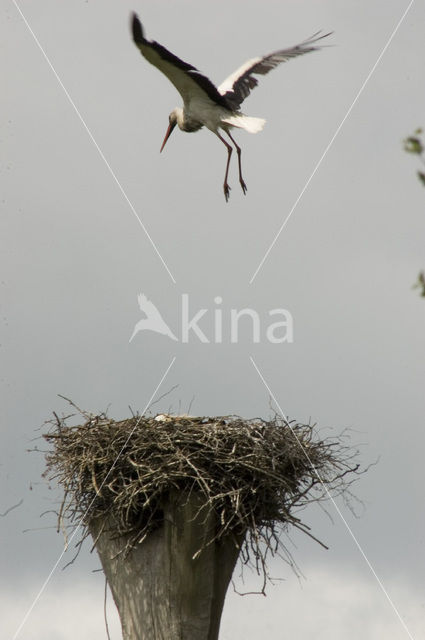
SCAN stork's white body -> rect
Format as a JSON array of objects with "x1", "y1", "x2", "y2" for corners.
[
  {"x1": 131, "y1": 14, "x2": 330, "y2": 200},
  {"x1": 172, "y1": 103, "x2": 265, "y2": 135}
]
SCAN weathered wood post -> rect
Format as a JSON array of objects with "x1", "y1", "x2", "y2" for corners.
[
  {"x1": 89, "y1": 492, "x2": 244, "y2": 640},
  {"x1": 44, "y1": 412, "x2": 360, "y2": 640}
]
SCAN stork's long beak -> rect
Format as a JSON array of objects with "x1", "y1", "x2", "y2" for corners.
[{"x1": 160, "y1": 121, "x2": 176, "y2": 152}]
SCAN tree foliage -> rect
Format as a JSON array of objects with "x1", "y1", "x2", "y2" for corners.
[{"x1": 403, "y1": 128, "x2": 425, "y2": 297}]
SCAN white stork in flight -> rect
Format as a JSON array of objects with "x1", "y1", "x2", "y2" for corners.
[{"x1": 131, "y1": 14, "x2": 331, "y2": 201}]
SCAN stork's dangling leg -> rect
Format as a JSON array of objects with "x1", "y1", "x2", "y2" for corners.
[
  {"x1": 216, "y1": 132, "x2": 233, "y2": 202},
  {"x1": 226, "y1": 131, "x2": 247, "y2": 195}
]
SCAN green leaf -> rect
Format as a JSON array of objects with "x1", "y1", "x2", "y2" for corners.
[
  {"x1": 412, "y1": 272, "x2": 425, "y2": 298},
  {"x1": 404, "y1": 136, "x2": 423, "y2": 154},
  {"x1": 417, "y1": 171, "x2": 425, "y2": 187}
]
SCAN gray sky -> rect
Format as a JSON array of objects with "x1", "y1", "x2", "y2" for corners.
[{"x1": 1, "y1": 0, "x2": 425, "y2": 638}]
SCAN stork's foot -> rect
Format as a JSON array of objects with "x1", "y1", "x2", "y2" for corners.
[
  {"x1": 223, "y1": 182, "x2": 231, "y2": 202},
  {"x1": 240, "y1": 179, "x2": 247, "y2": 195}
]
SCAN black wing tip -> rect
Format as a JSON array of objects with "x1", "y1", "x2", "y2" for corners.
[
  {"x1": 131, "y1": 12, "x2": 145, "y2": 44},
  {"x1": 305, "y1": 30, "x2": 334, "y2": 46}
]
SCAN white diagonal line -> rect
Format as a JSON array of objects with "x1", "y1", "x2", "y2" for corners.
[
  {"x1": 249, "y1": 0, "x2": 414, "y2": 284},
  {"x1": 12, "y1": 356, "x2": 176, "y2": 640},
  {"x1": 12, "y1": 0, "x2": 176, "y2": 284},
  {"x1": 250, "y1": 356, "x2": 416, "y2": 640}
]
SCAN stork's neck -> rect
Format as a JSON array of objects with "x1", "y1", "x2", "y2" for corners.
[
  {"x1": 173, "y1": 107, "x2": 203, "y2": 133},
  {"x1": 172, "y1": 108, "x2": 185, "y2": 130}
]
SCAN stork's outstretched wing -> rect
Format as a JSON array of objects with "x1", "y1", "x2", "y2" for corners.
[
  {"x1": 218, "y1": 31, "x2": 332, "y2": 110},
  {"x1": 131, "y1": 13, "x2": 232, "y2": 109}
]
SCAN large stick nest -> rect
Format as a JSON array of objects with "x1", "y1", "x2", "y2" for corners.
[{"x1": 44, "y1": 411, "x2": 362, "y2": 583}]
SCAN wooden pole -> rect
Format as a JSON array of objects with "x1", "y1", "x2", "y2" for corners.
[{"x1": 90, "y1": 491, "x2": 244, "y2": 640}]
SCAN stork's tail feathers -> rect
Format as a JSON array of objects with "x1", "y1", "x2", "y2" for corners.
[{"x1": 222, "y1": 115, "x2": 266, "y2": 134}]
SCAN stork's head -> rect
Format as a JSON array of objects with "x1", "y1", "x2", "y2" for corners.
[{"x1": 160, "y1": 108, "x2": 183, "y2": 152}]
